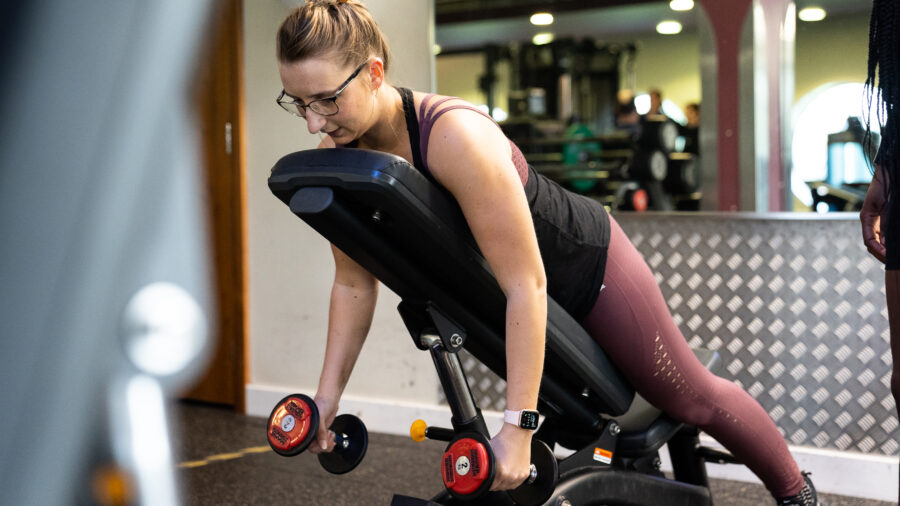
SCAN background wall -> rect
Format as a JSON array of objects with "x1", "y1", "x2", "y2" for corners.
[
  {"x1": 243, "y1": 0, "x2": 439, "y2": 406},
  {"x1": 616, "y1": 31, "x2": 702, "y2": 113},
  {"x1": 436, "y1": 53, "x2": 511, "y2": 118},
  {"x1": 794, "y1": 12, "x2": 870, "y2": 102}
]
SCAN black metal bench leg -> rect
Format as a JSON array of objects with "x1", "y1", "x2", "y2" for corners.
[{"x1": 668, "y1": 426, "x2": 710, "y2": 488}]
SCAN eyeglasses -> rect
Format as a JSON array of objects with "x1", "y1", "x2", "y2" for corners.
[{"x1": 276, "y1": 61, "x2": 367, "y2": 118}]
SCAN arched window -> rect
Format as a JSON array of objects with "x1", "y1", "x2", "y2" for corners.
[{"x1": 791, "y1": 82, "x2": 880, "y2": 208}]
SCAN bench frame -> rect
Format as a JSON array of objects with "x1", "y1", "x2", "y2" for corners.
[{"x1": 269, "y1": 149, "x2": 739, "y2": 505}]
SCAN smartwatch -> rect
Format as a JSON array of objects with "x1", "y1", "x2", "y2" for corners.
[{"x1": 504, "y1": 409, "x2": 540, "y2": 430}]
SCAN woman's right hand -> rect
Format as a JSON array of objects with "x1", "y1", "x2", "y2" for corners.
[
  {"x1": 861, "y1": 167, "x2": 888, "y2": 263},
  {"x1": 308, "y1": 394, "x2": 339, "y2": 454}
]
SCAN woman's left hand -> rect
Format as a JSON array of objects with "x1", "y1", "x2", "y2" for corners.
[
  {"x1": 861, "y1": 167, "x2": 888, "y2": 263},
  {"x1": 489, "y1": 423, "x2": 533, "y2": 491}
]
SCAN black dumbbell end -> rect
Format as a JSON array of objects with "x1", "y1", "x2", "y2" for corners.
[
  {"x1": 507, "y1": 439, "x2": 558, "y2": 506},
  {"x1": 318, "y1": 413, "x2": 368, "y2": 474}
]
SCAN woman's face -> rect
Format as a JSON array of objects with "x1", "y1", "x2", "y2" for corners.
[{"x1": 278, "y1": 55, "x2": 373, "y2": 143}]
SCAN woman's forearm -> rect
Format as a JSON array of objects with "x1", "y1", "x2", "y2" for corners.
[
  {"x1": 503, "y1": 286, "x2": 547, "y2": 411},
  {"x1": 316, "y1": 280, "x2": 378, "y2": 401}
]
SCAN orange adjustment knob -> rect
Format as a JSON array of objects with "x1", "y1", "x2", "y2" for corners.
[{"x1": 410, "y1": 419, "x2": 428, "y2": 442}]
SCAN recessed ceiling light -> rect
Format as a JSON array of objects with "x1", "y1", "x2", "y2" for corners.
[
  {"x1": 798, "y1": 7, "x2": 826, "y2": 22},
  {"x1": 669, "y1": 0, "x2": 694, "y2": 11},
  {"x1": 532, "y1": 32, "x2": 555, "y2": 45},
  {"x1": 656, "y1": 20, "x2": 683, "y2": 35},
  {"x1": 530, "y1": 12, "x2": 554, "y2": 26}
]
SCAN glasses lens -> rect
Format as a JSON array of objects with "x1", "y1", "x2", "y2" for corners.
[
  {"x1": 308, "y1": 99, "x2": 338, "y2": 117},
  {"x1": 279, "y1": 101, "x2": 305, "y2": 118}
]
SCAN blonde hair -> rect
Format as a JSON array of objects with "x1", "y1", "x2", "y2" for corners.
[{"x1": 277, "y1": 0, "x2": 391, "y2": 72}]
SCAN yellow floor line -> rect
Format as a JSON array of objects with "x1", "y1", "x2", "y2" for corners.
[
  {"x1": 240, "y1": 446, "x2": 272, "y2": 454},
  {"x1": 178, "y1": 460, "x2": 210, "y2": 469},
  {"x1": 178, "y1": 446, "x2": 272, "y2": 469},
  {"x1": 206, "y1": 452, "x2": 244, "y2": 462}
]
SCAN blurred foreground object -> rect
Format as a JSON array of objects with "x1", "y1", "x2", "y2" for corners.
[{"x1": 0, "y1": 1, "x2": 213, "y2": 504}]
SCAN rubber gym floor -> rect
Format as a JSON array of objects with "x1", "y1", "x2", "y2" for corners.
[{"x1": 173, "y1": 401, "x2": 894, "y2": 506}]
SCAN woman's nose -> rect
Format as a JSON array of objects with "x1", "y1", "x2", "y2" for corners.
[{"x1": 305, "y1": 110, "x2": 326, "y2": 135}]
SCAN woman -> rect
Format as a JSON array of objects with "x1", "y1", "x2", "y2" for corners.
[
  {"x1": 860, "y1": 0, "x2": 900, "y2": 501},
  {"x1": 275, "y1": 1, "x2": 817, "y2": 503}
]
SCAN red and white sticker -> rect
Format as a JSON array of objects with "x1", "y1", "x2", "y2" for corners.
[{"x1": 593, "y1": 447, "x2": 613, "y2": 464}]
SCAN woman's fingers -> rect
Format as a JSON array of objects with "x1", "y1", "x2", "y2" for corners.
[
  {"x1": 308, "y1": 428, "x2": 334, "y2": 454},
  {"x1": 861, "y1": 211, "x2": 887, "y2": 263},
  {"x1": 489, "y1": 464, "x2": 529, "y2": 491}
]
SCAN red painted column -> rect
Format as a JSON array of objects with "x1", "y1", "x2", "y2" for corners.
[{"x1": 697, "y1": 0, "x2": 753, "y2": 211}]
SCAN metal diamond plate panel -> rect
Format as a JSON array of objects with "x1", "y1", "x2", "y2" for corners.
[{"x1": 441, "y1": 214, "x2": 895, "y2": 457}]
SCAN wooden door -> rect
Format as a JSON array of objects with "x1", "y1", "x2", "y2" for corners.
[{"x1": 185, "y1": 0, "x2": 246, "y2": 411}]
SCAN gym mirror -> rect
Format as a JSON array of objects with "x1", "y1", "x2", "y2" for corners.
[{"x1": 434, "y1": 0, "x2": 874, "y2": 214}]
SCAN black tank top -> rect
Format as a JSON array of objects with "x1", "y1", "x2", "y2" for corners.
[{"x1": 398, "y1": 87, "x2": 610, "y2": 320}]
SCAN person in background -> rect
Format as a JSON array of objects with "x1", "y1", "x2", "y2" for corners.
[
  {"x1": 682, "y1": 102, "x2": 700, "y2": 154},
  {"x1": 614, "y1": 89, "x2": 641, "y2": 132},
  {"x1": 860, "y1": 0, "x2": 900, "y2": 501},
  {"x1": 646, "y1": 88, "x2": 664, "y2": 117}
]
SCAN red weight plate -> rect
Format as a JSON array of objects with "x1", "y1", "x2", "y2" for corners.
[
  {"x1": 267, "y1": 395, "x2": 315, "y2": 454},
  {"x1": 441, "y1": 437, "x2": 491, "y2": 496},
  {"x1": 632, "y1": 189, "x2": 648, "y2": 212}
]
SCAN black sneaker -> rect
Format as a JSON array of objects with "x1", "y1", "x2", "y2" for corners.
[{"x1": 776, "y1": 472, "x2": 821, "y2": 506}]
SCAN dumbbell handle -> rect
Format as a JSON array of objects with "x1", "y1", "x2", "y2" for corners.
[
  {"x1": 526, "y1": 464, "x2": 538, "y2": 484},
  {"x1": 331, "y1": 431, "x2": 350, "y2": 451}
]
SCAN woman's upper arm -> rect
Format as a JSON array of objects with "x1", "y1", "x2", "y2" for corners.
[
  {"x1": 331, "y1": 243, "x2": 377, "y2": 289},
  {"x1": 425, "y1": 111, "x2": 546, "y2": 294},
  {"x1": 311, "y1": 138, "x2": 374, "y2": 285}
]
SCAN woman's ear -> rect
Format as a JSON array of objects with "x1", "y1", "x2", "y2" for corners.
[{"x1": 368, "y1": 57, "x2": 385, "y2": 92}]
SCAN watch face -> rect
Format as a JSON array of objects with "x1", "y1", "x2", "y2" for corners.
[{"x1": 520, "y1": 411, "x2": 539, "y2": 430}]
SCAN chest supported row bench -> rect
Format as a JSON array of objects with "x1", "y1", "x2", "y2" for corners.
[{"x1": 268, "y1": 149, "x2": 738, "y2": 506}]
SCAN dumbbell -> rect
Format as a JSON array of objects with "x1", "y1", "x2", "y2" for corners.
[
  {"x1": 664, "y1": 152, "x2": 700, "y2": 194},
  {"x1": 418, "y1": 422, "x2": 557, "y2": 506},
  {"x1": 639, "y1": 116, "x2": 679, "y2": 153},
  {"x1": 266, "y1": 393, "x2": 368, "y2": 474}
]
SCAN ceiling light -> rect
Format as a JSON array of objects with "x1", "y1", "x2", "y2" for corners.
[
  {"x1": 669, "y1": 0, "x2": 694, "y2": 11},
  {"x1": 656, "y1": 21, "x2": 683, "y2": 35},
  {"x1": 530, "y1": 12, "x2": 553, "y2": 26},
  {"x1": 433, "y1": 44, "x2": 442, "y2": 56},
  {"x1": 532, "y1": 32, "x2": 554, "y2": 45},
  {"x1": 798, "y1": 7, "x2": 826, "y2": 22}
]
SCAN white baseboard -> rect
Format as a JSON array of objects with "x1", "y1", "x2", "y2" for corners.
[{"x1": 247, "y1": 384, "x2": 898, "y2": 502}]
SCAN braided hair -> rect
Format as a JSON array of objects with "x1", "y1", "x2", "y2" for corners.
[{"x1": 866, "y1": 0, "x2": 900, "y2": 195}]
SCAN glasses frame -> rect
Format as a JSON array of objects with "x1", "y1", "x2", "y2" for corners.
[{"x1": 276, "y1": 61, "x2": 368, "y2": 118}]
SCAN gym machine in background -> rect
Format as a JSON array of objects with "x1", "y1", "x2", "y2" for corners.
[
  {"x1": 807, "y1": 116, "x2": 878, "y2": 213},
  {"x1": 443, "y1": 38, "x2": 702, "y2": 212},
  {"x1": 503, "y1": 114, "x2": 701, "y2": 212}
]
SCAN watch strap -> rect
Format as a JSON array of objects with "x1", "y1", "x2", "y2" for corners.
[
  {"x1": 503, "y1": 409, "x2": 521, "y2": 426},
  {"x1": 503, "y1": 409, "x2": 539, "y2": 430}
]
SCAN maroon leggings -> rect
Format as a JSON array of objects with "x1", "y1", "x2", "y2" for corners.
[{"x1": 579, "y1": 215, "x2": 804, "y2": 498}]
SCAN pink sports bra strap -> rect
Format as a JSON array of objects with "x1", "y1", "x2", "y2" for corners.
[
  {"x1": 418, "y1": 93, "x2": 435, "y2": 124},
  {"x1": 424, "y1": 96, "x2": 459, "y2": 121}
]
